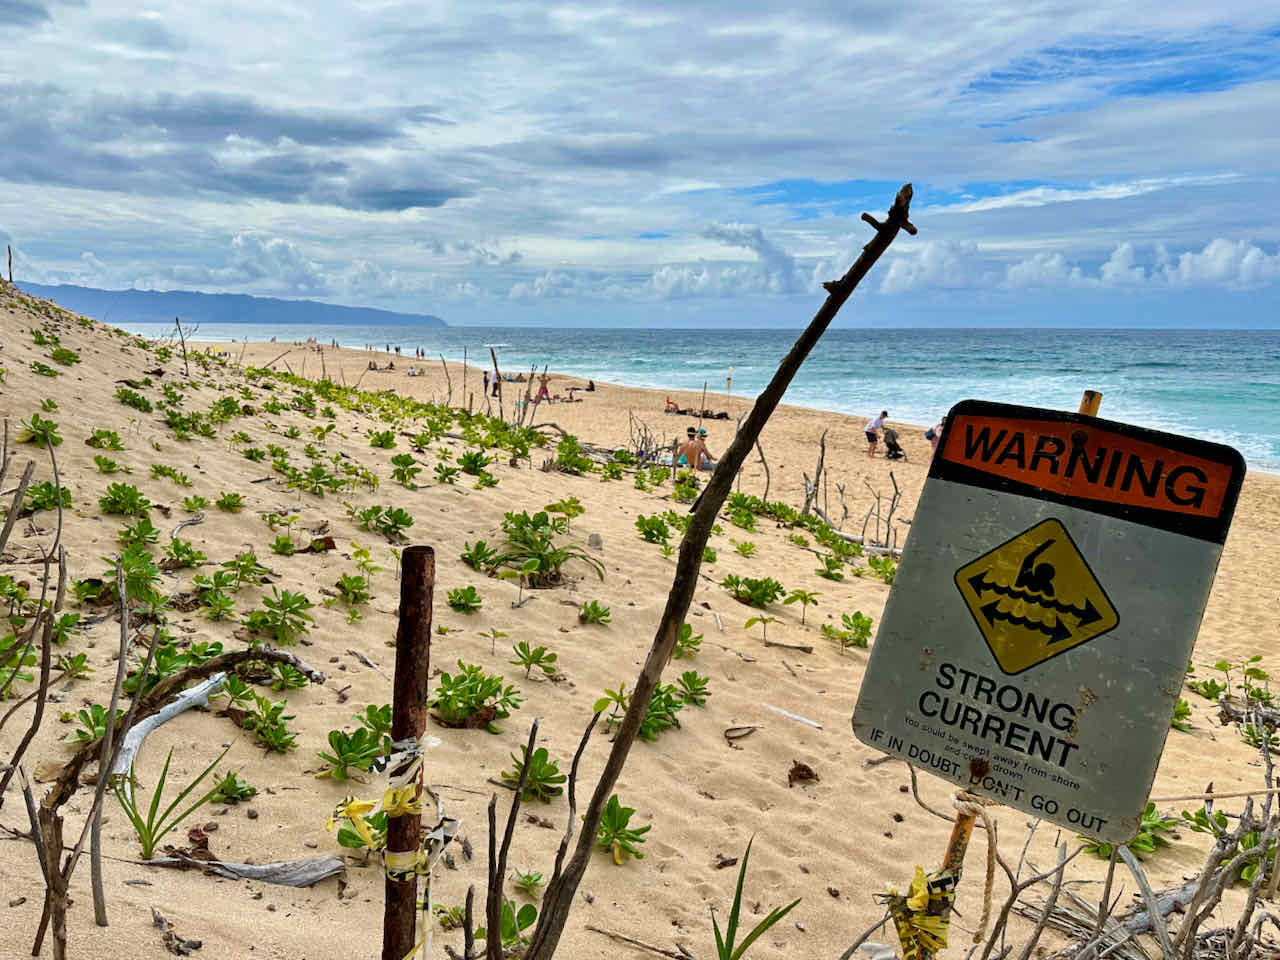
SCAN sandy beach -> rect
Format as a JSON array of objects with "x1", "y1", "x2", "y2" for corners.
[{"x1": 3, "y1": 286, "x2": 1278, "y2": 959}]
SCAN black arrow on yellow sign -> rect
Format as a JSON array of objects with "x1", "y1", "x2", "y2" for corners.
[
  {"x1": 965, "y1": 570, "x2": 1105, "y2": 628},
  {"x1": 978, "y1": 600, "x2": 1071, "y2": 643}
]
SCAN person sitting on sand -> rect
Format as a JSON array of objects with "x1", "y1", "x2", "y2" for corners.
[
  {"x1": 678, "y1": 427, "x2": 718, "y2": 471},
  {"x1": 665, "y1": 396, "x2": 679, "y2": 413},
  {"x1": 587, "y1": 380, "x2": 595, "y2": 392},
  {"x1": 676, "y1": 426, "x2": 698, "y2": 466},
  {"x1": 694, "y1": 428, "x2": 719, "y2": 471},
  {"x1": 865, "y1": 410, "x2": 888, "y2": 458}
]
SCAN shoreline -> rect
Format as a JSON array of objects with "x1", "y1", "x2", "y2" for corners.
[
  {"x1": 138, "y1": 321, "x2": 1278, "y2": 474},
  {"x1": 197, "y1": 335, "x2": 1280, "y2": 475}
]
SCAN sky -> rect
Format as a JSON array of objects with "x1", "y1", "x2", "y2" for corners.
[{"x1": 1, "y1": 2, "x2": 1279, "y2": 327}]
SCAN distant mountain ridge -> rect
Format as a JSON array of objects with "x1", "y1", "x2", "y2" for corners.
[{"x1": 18, "y1": 283, "x2": 446, "y2": 329}]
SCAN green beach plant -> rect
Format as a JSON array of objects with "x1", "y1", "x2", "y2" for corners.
[
  {"x1": 500, "y1": 745, "x2": 566, "y2": 802},
  {"x1": 509, "y1": 640, "x2": 558, "y2": 678},
  {"x1": 578, "y1": 600, "x2": 611, "y2": 625},
  {"x1": 113, "y1": 746, "x2": 230, "y2": 859},
  {"x1": 711, "y1": 837, "x2": 801, "y2": 960},
  {"x1": 595, "y1": 794, "x2": 650, "y2": 864}
]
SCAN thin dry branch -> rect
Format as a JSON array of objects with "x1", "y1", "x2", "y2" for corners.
[{"x1": 524, "y1": 182, "x2": 917, "y2": 960}]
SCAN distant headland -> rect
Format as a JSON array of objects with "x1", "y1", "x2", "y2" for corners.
[{"x1": 16, "y1": 283, "x2": 446, "y2": 329}]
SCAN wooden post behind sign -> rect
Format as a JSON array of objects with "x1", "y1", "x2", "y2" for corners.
[
  {"x1": 1078, "y1": 390, "x2": 1102, "y2": 416},
  {"x1": 382, "y1": 545, "x2": 435, "y2": 960}
]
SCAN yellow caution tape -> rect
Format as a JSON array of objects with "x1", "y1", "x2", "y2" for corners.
[{"x1": 880, "y1": 865, "x2": 959, "y2": 960}]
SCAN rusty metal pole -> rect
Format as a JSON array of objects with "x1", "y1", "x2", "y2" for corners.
[{"x1": 383, "y1": 545, "x2": 434, "y2": 960}]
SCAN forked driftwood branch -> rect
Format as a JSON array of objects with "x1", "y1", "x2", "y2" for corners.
[{"x1": 522, "y1": 183, "x2": 918, "y2": 960}]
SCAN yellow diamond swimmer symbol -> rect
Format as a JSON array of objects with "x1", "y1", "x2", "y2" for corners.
[{"x1": 954, "y1": 518, "x2": 1119, "y2": 675}]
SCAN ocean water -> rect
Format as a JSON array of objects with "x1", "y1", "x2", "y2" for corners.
[{"x1": 123, "y1": 322, "x2": 1280, "y2": 473}]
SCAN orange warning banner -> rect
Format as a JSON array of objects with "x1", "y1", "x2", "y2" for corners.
[{"x1": 940, "y1": 414, "x2": 1234, "y2": 518}]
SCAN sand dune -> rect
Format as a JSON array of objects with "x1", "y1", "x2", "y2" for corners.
[{"x1": 1, "y1": 286, "x2": 1276, "y2": 958}]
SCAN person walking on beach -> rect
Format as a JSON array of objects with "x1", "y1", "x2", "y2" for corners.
[
  {"x1": 535, "y1": 372, "x2": 551, "y2": 404},
  {"x1": 865, "y1": 410, "x2": 888, "y2": 458},
  {"x1": 483, "y1": 371, "x2": 490, "y2": 396}
]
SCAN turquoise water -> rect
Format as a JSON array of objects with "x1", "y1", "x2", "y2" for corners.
[{"x1": 123, "y1": 322, "x2": 1280, "y2": 473}]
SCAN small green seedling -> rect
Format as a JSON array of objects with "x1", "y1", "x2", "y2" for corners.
[
  {"x1": 677, "y1": 670, "x2": 710, "y2": 707},
  {"x1": 1171, "y1": 698, "x2": 1192, "y2": 732},
  {"x1": 316, "y1": 728, "x2": 388, "y2": 780},
  {"x1": 500, "y1": 745, "x2": 566, "y2": 802},
  {"x1": 509, "y1": 640, "x2": 558, "y2": 678},
  {"x1": 209, "y1": 770, "x2": 257, "y2": 804},
  {"x1": 215, "y1": 491, "x2": 244, "y2": 512},
  {"x1": 99, "y1": 482, "x2": 151, "y2": 517},
  {"x1": 673, "y1": 623, "x2": 702, "y2": 659},
  {"x1": 18, "y1": 413, "x2": 63, "y2": 448},
  {"x1": 783, "y1": 589, "x2": 820, "y2": 624},
  {"x1": 595, "y1": 794, "x2": 650, "y2": 864},
  {"x1": 579, "y1": 600, "x2": 611, "y2": 625},
  {"x1": 512, "y1": 868, "x2": 544, "y2": 897},
  {"x1": 447, "y1": 585, "x2": 482, "y2": 613}
]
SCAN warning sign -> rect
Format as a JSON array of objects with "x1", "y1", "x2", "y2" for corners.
[
  {"x1": 852, "y1": 399, "x2": 1244, "y2": 843},
  {"x1": 954, "y1": 519, "x2": 1119, "y2": 675}
]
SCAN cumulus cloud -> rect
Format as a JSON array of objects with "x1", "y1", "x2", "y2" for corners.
[
  {"x1": 997, "y1": 239, "x2": 1280, "y2": 292},
  {"x1": 879, "y1": 241, "x2": 982, "y2": 293},
  {"x1": 1160, "y1": 238, "x2": 1280, "y2": 289},
  {"x1": 702, "y1": 223, "x2": 801, "y2": 293},
  {"x1": 1099, "y1": 242, "x2": 1146, "y2": 286},
  {"x1": 1002, "y1": 252, "x2": 1090, "y2": 290},
  {"x1": 508, "y1": 271, "x2": 579, "y2": 299}
]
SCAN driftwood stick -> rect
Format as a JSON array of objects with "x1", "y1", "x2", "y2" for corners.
[
  {"x1": 174, "y1": 316, "x2": 190, "y2": 378},
  {"x1": 763, "y1": 639, "x2": 813, "y2": 654},
  {"x1": 91, "y1": 561, "x2": 132, "y2": 925},
  {"x1": 489, "y1": 348, "x2": 505, "y2": 422},
  {"x1": 1015, "y1": 843, "x2": 1068, "y2": 960},
  {"x1": 0, "y1": 554, "x2": 55, "y2": 799},
  {"x1": 1090, "y1": 848, "x2": 1119, "y2": 943},
  {"x1": 838, "y1": 911, "x2": 893, "y2": 960},
  {"x1": 487, "y1": 720, "x2": 539, "y2": 960},
  {"x1": 146, "y1": 647, "x2": 324, "y2": 706},
  {"x1": 755, "y1": 438, "x2": 770, "y2": 503},
  {"x1": 524, "y1": 183, "x2": 917, "y2": 960},
  {"x1": 0, "y1": 459, "x2": 35, "y2": 556},
  {"x1": 138, "y1": 854, "x2": 344, "y2": 886},
  {"x1": 42, "y1": 647, "x2": 323, "y2": 818},
  {"x1": 439, "y1": 354, "x2": 453, "y2": 405},
  {"x1": 1117, "y1": 845, "x2": 1176, "y2": 960},
  {"x1": 584, "y1": 924, "x2": 694, "y2": 959},
  {"x1": 547, "y1": 713, "x2": 601, "y2": 890},
  {"x1": 112, "y1": 675, "x2": 226, "y2": 787},
  {"x1": 262, "y1": 348, "x2": 291, "y2": 369}
]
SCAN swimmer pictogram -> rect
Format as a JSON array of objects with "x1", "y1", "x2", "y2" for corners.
[{"x1": 954, "y1": 518, "x2": 1119, "y2": 675}]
